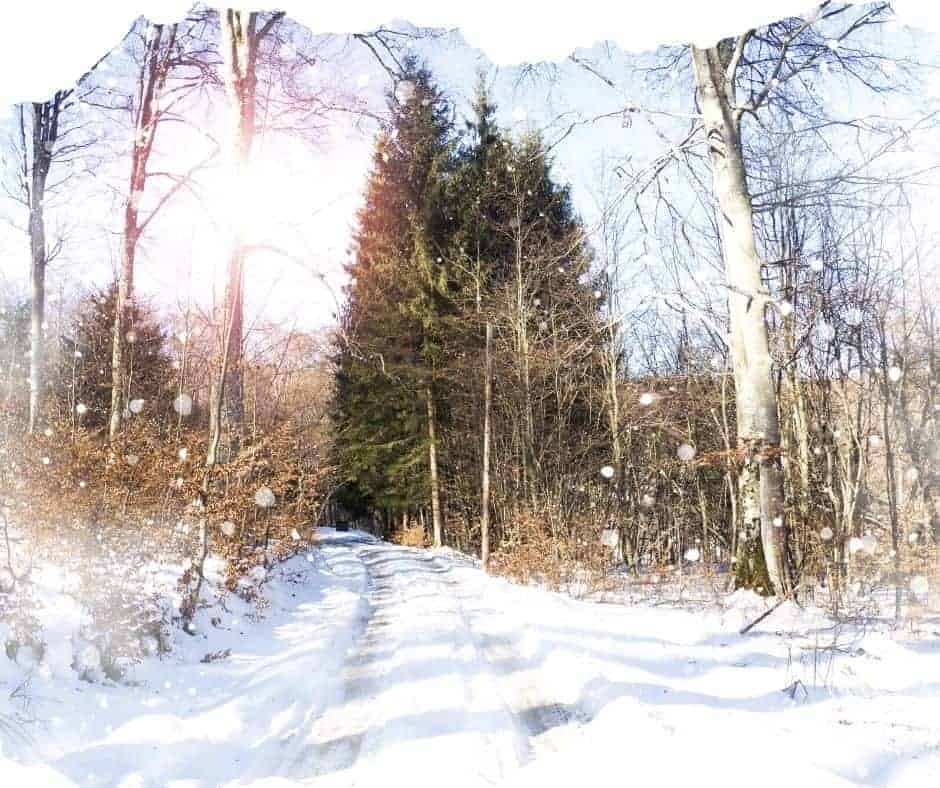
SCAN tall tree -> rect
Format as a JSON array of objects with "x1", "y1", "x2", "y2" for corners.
[
  {"x1": 571, "y1": 1, "x2": 906, "y2": 595},
  {"x1": 22, "y1": 95, "x2": 65, "y2": 434},
  {"x1": 207, "y1": 8, "x2": 284, "y2": 466},
  {"x1": 108, "y1": 19, "x2": 216, "y2": 442},
  {"x1": 689, "y1": 44, "x2": 792, "y2": 596},
  {"x1": 333, "y1": 61, "x2": 455, "y2": 542},
  {"x1": 686, "y1": 4, "x2": 902, "y2": 596},
  {"x1": 10, "y1": 51, "x2": 107, "y2": 432},
  {"x1": 442, "y1": 83, "x2": 604, "y2": 557}
]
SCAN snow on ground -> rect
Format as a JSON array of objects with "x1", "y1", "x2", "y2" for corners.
[{"x1": 2, "y1": 528, "x2": 940, "y2": 787}]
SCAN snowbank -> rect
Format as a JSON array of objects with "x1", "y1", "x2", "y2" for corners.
[{"x1": 2, "y1": 532, "x2": 939, "y2": 786}]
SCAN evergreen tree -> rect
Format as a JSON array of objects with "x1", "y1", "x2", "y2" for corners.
[
  {"x1": 334, "y1": 69, "x2": 607, "y2": 550},
  {"x1": 443, "y1": 80, "x2": 607, "y2": 540},
  {"x1": 59, "y1": 283, "x2": 172, "y2": 429},
  {"x1": 332, "y1": 59, "x2": 457, "y2": 529}
]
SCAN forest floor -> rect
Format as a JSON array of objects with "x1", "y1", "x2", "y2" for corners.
[{"x1": 3, "y1": 528, "x2": 940, "y2": 787}]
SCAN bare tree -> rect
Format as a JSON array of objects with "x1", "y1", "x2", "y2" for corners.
[
  {"x1": 108, "y1": 18, "x2": 217, "y2": 442},
  {"x1": 21, "y1": 96, "x2": 66, "y2": 434},
  {"x1": 566, "y1": 1, "x2": 923, "y2": 595},
  {"x1": 206, "y1": 8, "x2": 285, "y2": 467},
  {"x1": 481, "y1": 320, "x2": 493, "y2": 567}
]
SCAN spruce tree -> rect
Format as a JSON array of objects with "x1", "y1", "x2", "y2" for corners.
[
  {"x1": 60, "y1": 283, "x2": 172, "y2": 429},
  {"x1": 332, "y1": 60, "x2": 456, "y2": 532},
  {"x1": 443, "y1": 81, "x2": 606, "y2": 538}
]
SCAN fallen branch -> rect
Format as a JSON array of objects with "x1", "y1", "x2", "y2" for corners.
[{"x1": 739, "y1": 598, "x2": 786, "y2": 635}]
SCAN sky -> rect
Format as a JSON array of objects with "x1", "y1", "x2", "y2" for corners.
[{"x1": 1, "y1": 6, "x2": 940, "y2": 339}]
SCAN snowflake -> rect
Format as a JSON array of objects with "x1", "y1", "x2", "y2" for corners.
[
  {"x1": 844, "y1": 307, "x2": 864, "y2": 327},
  {"x1": 173, "y1": 394, "x2": 193, "y2": 417},
  {"x1": 254, "y1": 486, "x2": 276, "y2": 508},
  {"x1": 815, "y1": 320, "x2": 835, "y2": 343},
  {"x1": 910, "y1": 575, "x2": 929, "y2": 595}
]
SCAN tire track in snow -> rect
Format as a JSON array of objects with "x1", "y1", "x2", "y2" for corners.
[
  {"x1": 285, "y1": 541, "x2": 387, "y2": 778},
  {"x1": 441, "y1": 557, "x2": 592, "y2": 761},
  {"x1": 289, "y1": 540, "x2": 590, "y2": 782}
]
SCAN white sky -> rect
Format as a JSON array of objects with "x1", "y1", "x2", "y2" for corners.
[
  {"x1": 2, "y1": 3, "x2": 940, "y2": 335},
  {"x1": 4, "y1": 3, "x2": 940, "y2": 105}
]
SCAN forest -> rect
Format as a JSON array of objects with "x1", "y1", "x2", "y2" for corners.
[{"x1": 1, "y1": 3, "x2": 939, "y2": 786}]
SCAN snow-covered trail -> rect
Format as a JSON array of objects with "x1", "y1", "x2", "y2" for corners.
[
  {"x1": 285, "y1": 534, "x2": 585, "y2": 785},
  {"x1": 6, "y1": 529, "x2": 940, "y2": 787}
]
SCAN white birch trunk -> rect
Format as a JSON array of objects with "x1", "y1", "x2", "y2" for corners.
[
  {"x1": 427, "y1": 386, "x2": 443, "y2": 548},
  {"x1": 691, "y1": 43, "x2": 792, "y2": 596}
]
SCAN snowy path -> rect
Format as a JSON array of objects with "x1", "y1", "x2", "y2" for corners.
[
  {"x1": 286, "y1": 535, "x2": 586, "y2": 785},
  {"x1": 5, "y1": 529, "x2": 940, "y2": 787}
]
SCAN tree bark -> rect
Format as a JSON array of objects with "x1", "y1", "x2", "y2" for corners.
[
  {"x1": 28, "y1": 196, "x2": 46, "y2": 435},
  {"x1": 691, "y1": 43, "x2": 792, "y2": 597},
  {"x1": 109, "y1": 24, "x2": 170, "y2": 441},
  {"x1": 213, "y1": 251, "x2": 245, "y2": 463},
  {"x1": 427, "y1": 386, "x2": 443, "y2": 548},
  {"x1": 481, "y1": 321, "x2": 493, "y2": 567},
  {"x1": 26, "y1": 99, "x2": 60, "y2": 434}
]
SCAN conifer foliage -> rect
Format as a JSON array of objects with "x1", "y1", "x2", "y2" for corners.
[
  {"x1": 59, "y1": 283, "x2": 173, "y2": 430},
  {"x1": 334, "y1": 68, "x2": 608, "y2": 553},
  {"x1": 333, "y1": 61, "x2": 456, "y2": 524}
]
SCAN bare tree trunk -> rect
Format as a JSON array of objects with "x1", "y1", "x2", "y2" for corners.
[
  {"x1": 481, "y1": 322, "x2": 493, "y2": 567},
  {"x1": 512, "y1": 197, "x2": 536, "y2": 501},
  {"x1": 877, "y1": 320, "x2": 903, "y2": 622},
  {"x1": 691, "y1": 43, "x2": 792, "y2": 597},
  {"x1": 109, "y1": 24, "x2": 172, "y2": 441},
  {"x1": 216, "y1": 251, "x2": 245, "y2": 463},
  {"x1": 28, "y1": 202, "x2": 46, "y2": 435},
  {"x1": 26, "y1": 99, "x2": 60, "y2": 434},
  {"x1": 427, "y1": 386, "x2": 443, "y2": 548},
  {"x1": 109, "y1": 223, "x2": 139, "y2": 440},
  {"x1": 212, "y1": 9, "x2": 281, "y2": 462}
]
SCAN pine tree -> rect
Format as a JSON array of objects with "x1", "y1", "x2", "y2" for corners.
[
  {"x1": 60, "y1": 283, "x2": 172, "y2": 429},
  {"x1": 334, "y1": 70, "x2": 607, "y2": 552},
  {"x1": 480, "y1": 132, "x2": 605, "y2": 540},
  {"x1": 332, "y1": 60, "x2": 456, "y2": 535},
  {"x1": 441, "y1": 79, "x2": 607, "y2": 549}
]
